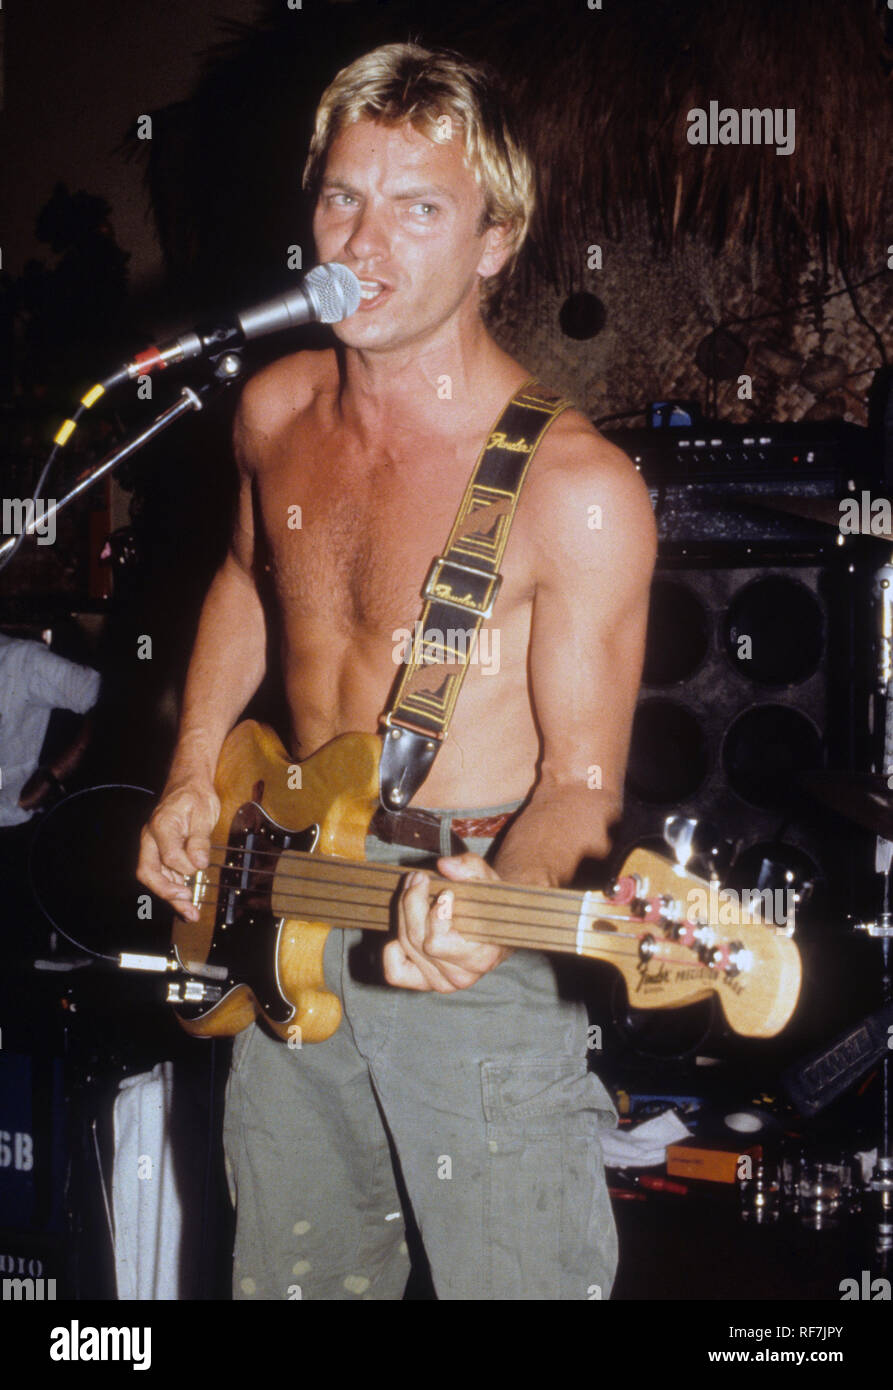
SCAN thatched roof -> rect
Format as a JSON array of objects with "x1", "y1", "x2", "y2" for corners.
[{"x1": 135, "y1": 0, "x2": 893, "y2": 303}]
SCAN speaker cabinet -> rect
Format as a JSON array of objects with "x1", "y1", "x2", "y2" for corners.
[{"x1": 616, "y1": 553, "x2": 867, "y2": 925}]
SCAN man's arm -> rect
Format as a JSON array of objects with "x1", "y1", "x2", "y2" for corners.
[
  {"x1": 492, "y1": 425, "x2": 657, "y2": 886},
  {"x1": 384, "y1": 421, "x2": 657, "y2": 990},
  {"x1": 25, "y1": 643, "x2": 101, "y2": 714},
  {"x1": 137, "y1": 390, "x2": 269, "y2": 919},
  {"x1": 16, "y1": 644, "x2": 101, "y2": 811}
]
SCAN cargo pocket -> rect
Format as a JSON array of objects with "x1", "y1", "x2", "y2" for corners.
[{"x1": 480, "y1": 1057, "x2": 618, "y2": 1300}]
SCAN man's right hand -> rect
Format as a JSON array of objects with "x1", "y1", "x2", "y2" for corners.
[{"x1": 137, "y1": 781, "x2": 221, "y2": 922}]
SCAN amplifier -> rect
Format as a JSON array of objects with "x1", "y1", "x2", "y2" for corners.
[
  {"x1": 603, "y1": 421, "x2": 876, "y2": 549},
  {"x1": 603, "y1": 421, "x2": 872, "y2": 481}
]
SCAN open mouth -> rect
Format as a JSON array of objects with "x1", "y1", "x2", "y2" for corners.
[{"x1": 356, "y1": 278, "x2": 390, "y2": 309}]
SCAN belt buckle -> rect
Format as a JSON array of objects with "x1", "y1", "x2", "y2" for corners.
[{"x1": 422, "y1": 557, "x2": 501, "y2": 619}]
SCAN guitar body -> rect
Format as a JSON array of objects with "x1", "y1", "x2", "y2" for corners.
[{"x1": 172, "y1": 720, "x2": 381, "y2": 1042}]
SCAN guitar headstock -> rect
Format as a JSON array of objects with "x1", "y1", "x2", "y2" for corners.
[{"x1": 589, "y1": 848, "x2": 801, "y2": 1038}]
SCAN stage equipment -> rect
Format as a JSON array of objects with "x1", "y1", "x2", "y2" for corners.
[
  {"x1": 605, "y1": 418, "x2": 875, "y2": 926},
  {"x1": 606, "y1": 419, "x2": 873, "y2": 550}
]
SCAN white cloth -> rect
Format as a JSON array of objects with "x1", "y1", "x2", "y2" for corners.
[
  {"x1": 600, "y1": 1109, "x2": 692, "y2": 1168},
  {"x1": 112, "y1": 1062, "x2": 183, "y2": 1300}
]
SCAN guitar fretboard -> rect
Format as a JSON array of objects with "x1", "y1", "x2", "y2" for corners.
[{"x1": 269, "y1": 850, "x2": 629, "y2": 958}]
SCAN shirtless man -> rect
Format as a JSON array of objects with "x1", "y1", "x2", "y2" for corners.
[{"x1": 137, "y1": 43, "x2": 656, "y2": 1301}]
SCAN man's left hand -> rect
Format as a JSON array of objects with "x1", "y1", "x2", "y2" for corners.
[{"x1": 383, "y1": 853, "x2": 512, "y2": 992}]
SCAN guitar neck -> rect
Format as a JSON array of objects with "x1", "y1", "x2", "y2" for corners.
[{"x1": 271, "y1": 850, "x2": 625, "y2": 960}]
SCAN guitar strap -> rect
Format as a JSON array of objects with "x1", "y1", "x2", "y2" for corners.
[{"x1": 378, "y1": 377, "x2": 571, "y2": 811}]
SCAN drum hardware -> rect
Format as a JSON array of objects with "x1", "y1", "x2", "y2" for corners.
[
  {"x1": 866, "y1": 549, "x2": 893, "y2": 1253},
  {"x1": 801, "y1": 772, "x2": 893, "y2": 844},
  {"x1": 743, "y1": 855, "x2": 811, "y2": 937},
  {"x1": 795, "y1": 534, "x2": 893, "y2": 1254},
  {"x1": 662, "y1": 815, "x2": 736, "y2": 881},
  {"x1": 854, "y1": 914, "x2": 893, "y2": 940},
  {"x1": 663, "y1": 817, "x2": 807, "y2": 935},
  {"x1": 872, "y1": 1154, "x2": 893, "y2": 1253}
]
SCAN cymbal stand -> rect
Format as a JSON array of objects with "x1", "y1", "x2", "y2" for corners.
[{"x1": 855, "y1": 551, "x2": 893, "y2": 1252}]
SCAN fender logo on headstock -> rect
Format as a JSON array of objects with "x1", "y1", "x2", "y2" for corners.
[
  {"x1": 635, "y1": 960, "x2": 670, "y2": 992},
  {"x1": 635, "y1": 960, "x2": 746, "y2": 997}
]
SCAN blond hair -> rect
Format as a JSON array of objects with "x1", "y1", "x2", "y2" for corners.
[{"x1": 303, "y1": 43, "x2": 534, "y2": 292}]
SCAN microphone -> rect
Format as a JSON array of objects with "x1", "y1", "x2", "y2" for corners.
[{"x1": 106, "y1": 263, "x2": 361, "y2": 387}]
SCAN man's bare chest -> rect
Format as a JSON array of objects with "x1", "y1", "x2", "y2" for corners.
[{"x1": 254, "y1": 438, "x2": 497, "y2": 637}]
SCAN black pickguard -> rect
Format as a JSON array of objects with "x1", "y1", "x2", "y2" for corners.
[{"x1": 176, "y1": 802, "x2": 318, "y2": 1022}]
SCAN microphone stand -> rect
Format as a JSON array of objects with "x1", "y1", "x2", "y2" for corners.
[
  {"x1": 2, "y1": 348, "x2": 248, "y2": 1295},
  {"x1": 0, "y1": 350, "x2": 246, "y2": 563},
  {"x1": 0, "y1": 350, "x2": 250, "y2": 1301}
]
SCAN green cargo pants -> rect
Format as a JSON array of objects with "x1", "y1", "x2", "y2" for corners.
[{"x1": 222, "y1": 802, "x2": 618, "y2": 1300}]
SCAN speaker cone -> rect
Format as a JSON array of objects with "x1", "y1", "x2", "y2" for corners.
[
  {"x1": 643, "y1": 579, "x2": 710, "y2": 686},
  {"x1": 723, "y1": 575, "x2": 824, "y2": 686},
  {"x1": 723, "y1": 705, "x2": 824, "y2": 809},
  {"x1": 626, "y1": 698, "x2": 709, "y2": 804}
]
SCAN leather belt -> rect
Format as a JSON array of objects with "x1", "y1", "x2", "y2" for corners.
[
  {"x1": 452, "y1": 813, "x2": 515, "y2": 839},
  {"x1": 369, "y1": 805, "x2": 515, "y2": 855}
]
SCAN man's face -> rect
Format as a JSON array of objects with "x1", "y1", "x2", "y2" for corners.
[{"x1": 312, "y1": 116, "x2": 509, "y2": 353}]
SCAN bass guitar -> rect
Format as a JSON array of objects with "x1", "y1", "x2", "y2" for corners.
[{"x1": 167, "y1": 721, "x2": 802, "y2": 1042}]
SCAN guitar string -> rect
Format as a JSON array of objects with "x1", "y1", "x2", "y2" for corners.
[
  {"x1": 190, "y1": 871, "x2": 641, "y2": 934},
  {"x1": 260, "y1": 915, "x2": 651, "y2": 966},
  {"x1": 175, "y1": 897, "x2": 716, "y2": 973},
  {"x1": 193, "y1": 840, "x2": 673, "y2": 916},
  {"x1": 192, "y1": 867, "x2": 640, "y2": 927},
  {"x1": 178, "y1": 858, "x2": 737, "y2": 972},
  {"x1": 177, "y1": 892, "x2": 668, "y2": 967},
  {"x1": 195, "y1": 839, "x2": 645, "y2": 911},
  {"x1": 192, "y1": 854, "x2": 656, "y2": 935}
]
